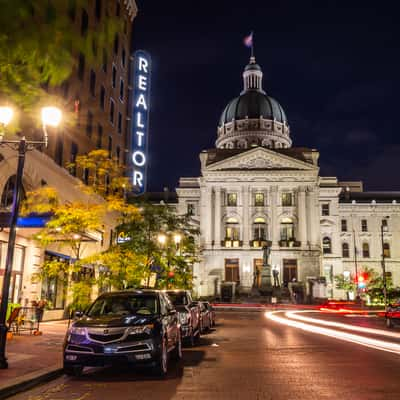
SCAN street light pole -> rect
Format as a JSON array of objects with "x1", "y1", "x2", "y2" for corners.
[
  {"x1": 0, "y1": 106, "x2": 61, "y2": 369},
  {"x1": 0, "y1": 139, "x2": 26, "y2": 368},
  {"x1": 381, "y1": 219, "x2": 388, "y2": 312}
]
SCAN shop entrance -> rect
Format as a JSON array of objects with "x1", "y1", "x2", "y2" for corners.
[
  {"x1": 283, "y1": 259, "x2": 298, "y2": 286},
  {"x1": 253, "y1": 259, "x2": 263, "y2": 288},
  {"x1": 224, "y1": 258, "x2": 240, "y2": 283}
]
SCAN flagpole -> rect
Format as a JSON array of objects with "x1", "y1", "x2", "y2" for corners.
[{"x1": 251, "y1": 31, "x2": 254, "y2": 58}]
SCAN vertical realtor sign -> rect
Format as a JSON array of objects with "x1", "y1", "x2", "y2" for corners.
[{"x1": 131, "y1": 50, "x2": 151, "y2": 194}]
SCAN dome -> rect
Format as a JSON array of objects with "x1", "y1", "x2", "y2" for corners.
[{"x1": 219, "y1": 91, "x2": 287, "y2": 127}]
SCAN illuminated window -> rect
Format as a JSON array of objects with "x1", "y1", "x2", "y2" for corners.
[
  {"x1": 280, "y1": 217, "x2": 294, "y2": 241},
  {"x1": 253, "y1": 217, "x2": 266, "y2": 241},
  {"x1": 322, "y1": 204, "x2": 330, "y2": 216},
  {"x1": 281, "y1": 192, "x2": 292, "y2": 206},
  {"x1": 383, "y1": 243, "x2": 390, "y2": 258},
  {"x1": 227, "y1": 193, "x2": 237, "y2": 207},
  {"x1": 323, "y1": 237, "x2": 332, "y2": 254},
  {"x1": 255, "y1": 193, "x2": 264, "y2": 207},
  {"x1": 341, "y1": 219, "x2": 347, "y2": 232},
  {"x1": 361, "y1": 219, "x2": 368, "y2": 232},
  {"x1": 362, "y1": 243, "x2": 370, "y2": 258},
  {"x1": 225, "y1": 218, "x2": 239, "y2": 240},
  {"x1": 342, "y1": 243, "x2": 349, "y2": 258}
]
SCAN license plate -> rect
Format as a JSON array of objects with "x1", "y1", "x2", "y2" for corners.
[
  {"x1": 135, "y1": 353, "x2": 151, "y2": 360},
  {"x1": 66, "y1": 355, "x2": 77, "y2": 361}
]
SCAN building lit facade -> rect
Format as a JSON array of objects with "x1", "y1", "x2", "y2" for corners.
[{"x1": 176, "y1": 56, "x2": 400, "y2": 300}]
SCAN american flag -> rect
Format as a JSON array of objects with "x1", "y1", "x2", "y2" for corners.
[{"x1": 243, "y1": 32, "x2": 253, "y2": 48}]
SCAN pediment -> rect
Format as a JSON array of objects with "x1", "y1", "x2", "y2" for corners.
[{"x1": 205, "y1": 147, "x2": 317, "y2": 172}]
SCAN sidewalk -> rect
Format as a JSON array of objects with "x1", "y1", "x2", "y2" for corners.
[{"x1": 0, "y1": 320, "x2": 68, "y2": 399}]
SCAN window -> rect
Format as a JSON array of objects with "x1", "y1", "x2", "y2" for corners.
[
  {"x1": 225, "y1": 217, "x2": 239, "y2": 241},
  {"x1": 225, "y1": 259, "x2": 239, "y2": 282},
  {"x1": 121, "y1": 48, "x2": 126, "y2": 68},
  {"x1": 95, "y1": 0, "x2": 102, "y2": 19},
  {"x1": 322, "y1": 204, "x2": 330, "y2": 216},
  {"x1": 281, "y1": 192, "x2": 292, "y2": 206},
  {"x1": 100, "y1": 85, "x2": 105, "y2": 109},
  {"x1": 81, "y1": 9, "x2": 89, "y2": 36},
  {"x1": 362, "y1": 243, "x2": 370, "y2": 258},
  {"x1": 383, "y1": 243, "x2": 391, "y2": 258},
  {"x1": 382, "y1": 219, "x2": 388, "y2": 232},
  {"x1": 109, "y1": 99, "x2": 115, "y2": 124},
  {"x1": 78, "y1": 53, "x2": 85, "y2": 80},
  {"x1": 96, "y1": 124, "x2": 103, "y2": 148},
  {"x1": 113, "y1": 33, "x2": 119, "y2": 55},
  {"x1": 255, "y1": 193, "x2": 264, "y2": 207},
  {"x1": 342, "y1": 242, "x2": 350, "y2": 258},
  {"x1": 361, "y1": 219, "x2": 368, "y2": 232},
  {"x1": 89, "y1": 70, "x2": 96, "y2": 96},
  {"x1": 253, "y1": 217, "x2": 266, "y2": 241},
  {"x1": 86, "y1": 110, "x2": 93, "y2": 137},
  {"x1": 70, "y1": 142, "x2": 78, "y2": 176},
  {"x1": 116, "y1": 146, "x2": 121, "y2": 164},
  {"x1": 187, "y1": 203, "x2": 195, "y2": 216},
  {"x1": 1, "y1": 175, "x2": 17, "y2": 208},
  {"x1": 227, "y1": 193, "x2": 237, "y2": 207},
  {"x1": 117, "y1": 112, "x2": 122, "y2": 134},
  {"x1": 108, "y1": 136, "x2": 113, "y2": 158},
  {"x1": 280, "y1": 217, "x2": 294, "y2": 241},
  {"x1": 341, "y1": 219, "x2": 347, "y2": 232},
  {"x1": 112, "y1": 65, "x2": 117, "y2": 87},
  {"x1": 119, "y1": 79, "x2": 124, "y2": 101},
  {"x1": 54, "y1": 134, "x2": 63, "y2": 166},
  {"x1": 323, "y1": 237, "x2": 332, "y2": 254},
  {"x1": 102, "y1": 49, "x2": 108, "y2": 72}
]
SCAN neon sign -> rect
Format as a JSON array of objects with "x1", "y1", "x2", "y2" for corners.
[{"x1": 131, "y1": 50, "x2": 151, "y2": 194}]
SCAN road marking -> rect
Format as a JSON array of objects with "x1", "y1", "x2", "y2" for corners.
[
  {"x1": 265, "y1": 311, "x2": 400, "y2": 355},
  {"x1": 286, "y1": 310, "x2": 400, "y2": 339}
]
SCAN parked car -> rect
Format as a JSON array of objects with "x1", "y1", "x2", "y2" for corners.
[
  {"x1": 63, "y1": 290, "x2": 181, "y2": 377},
  {"x1": 193, "y1": 301, "x2": 211, "y2": 333},
  {"x1": 164, "y1": 290, "x2": 200, "y2": 345},
  {"x1": 203, "y1": 301, "x2": 216, "y2": 328},
  {"x1": 385, "y1": 304, "x2": 400, "y2": 328}
]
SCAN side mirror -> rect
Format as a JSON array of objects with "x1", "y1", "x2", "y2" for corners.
[{"x1": 74, "y1": 311, "x2": 83, "y2": 319}]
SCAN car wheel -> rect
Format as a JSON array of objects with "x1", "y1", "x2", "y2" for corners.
[
  {"x1": 386, "y1": 318, "x2": 394, "y2": 328},
  {"x1": 171, "y1": 331, "x2": 182, "y2": 361},
  {"x1": 64, "y1": 364, "x2": 83, "y2": 377},
  {"x1": 153, "y1": 337, "x2": 168, "y2": 377}
]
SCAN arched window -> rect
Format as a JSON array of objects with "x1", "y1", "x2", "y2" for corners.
[
  {"x1": 362, "y1": 243, "x2": 370, "y2": 258},
  {"x1": 342, "y1": 242, "x2": 350, "y2": 258},
  {"x1": 280, "y1": 217, "x2": 294, "y2": 241},
  {"x1": 253, "y1": 217, "x2": 267, "y2": 241},
  {"x1": 225, "y1": 217, "x2": 240, "y2": 241},
  {"x1": 383, "y1": 242, "x2": 391, "y2": 258},
  {"x1": 322, "y1": 237, "x2": 332, "y2": 254}
]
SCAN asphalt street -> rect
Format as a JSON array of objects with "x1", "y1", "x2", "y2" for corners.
[{"x1": 9, "y1": 311, "x2": 400, "y2": 400}]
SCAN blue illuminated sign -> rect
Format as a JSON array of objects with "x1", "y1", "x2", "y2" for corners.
[{"x1": 131, "y1": 50, "x2": 151, "y2": 194}]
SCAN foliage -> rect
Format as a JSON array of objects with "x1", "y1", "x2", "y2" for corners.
[
  {"x1": 70, "y1": 280, "x2": 93, "y2": 312},
  {"x1": 0, "y1": 0, "x2": 121, "y2": 115},
  {"x1": 334, "y1": 272, "x2": 356, "y2": 293}
]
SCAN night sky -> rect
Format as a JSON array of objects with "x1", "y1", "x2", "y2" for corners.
[{"x1": 133, "y1": 0, "x2": 400, "y2": 192}]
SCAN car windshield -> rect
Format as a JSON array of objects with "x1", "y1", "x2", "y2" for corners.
[
  {"x1": 166, "y1": 292, "x2": 188, "y2": 306},
  {"x1": 86, "y1": 295, "x2": 158, "y2": 317}
]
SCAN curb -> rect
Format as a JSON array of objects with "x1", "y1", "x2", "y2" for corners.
[{"x1": 0, "y1": 365, "x2": 63, "y2": 400}]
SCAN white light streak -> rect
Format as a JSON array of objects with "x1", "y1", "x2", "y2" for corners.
[
  {"x1": 265, "y1": 311, "x2": 400, "y2": 355},
  {"x1": 286, "y1": 310, "x2": 400, "y2": 340}
]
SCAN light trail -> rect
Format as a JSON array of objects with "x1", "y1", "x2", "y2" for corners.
[
  {"x1": 286, "y1": 310, "x2": 400, "y2": 339},
  {"x1": 265, "y1": 311, "x2": 400, "y2": 355}
]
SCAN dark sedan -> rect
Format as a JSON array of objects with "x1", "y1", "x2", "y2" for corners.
[{"x1": 63, "y1": 290, "x2": 181, "y2": 377}]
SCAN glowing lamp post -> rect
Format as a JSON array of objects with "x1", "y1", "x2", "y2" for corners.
[{"x1": 0, "y1": 106, "x2": 62, "y2": 369}]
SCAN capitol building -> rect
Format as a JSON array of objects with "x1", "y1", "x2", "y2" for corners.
[{"x1": 176, "y1": 56, "x2": 400, "y2": 300}]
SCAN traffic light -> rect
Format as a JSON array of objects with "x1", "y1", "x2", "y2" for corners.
[{"x1": 355, "y1": 272, "x2": 369, "y2": 289}]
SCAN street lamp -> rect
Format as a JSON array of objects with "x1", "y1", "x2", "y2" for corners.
[
  {"x1": 381, "y1": 216, "x2": 389, "y2": 312},
  {"x1": 0, "y1": 106, "x2": 62, "y2": 369}
]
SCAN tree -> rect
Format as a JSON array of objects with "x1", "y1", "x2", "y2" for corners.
[{"x1": 0, "y1": 1, "x2": 120, "y2": 116}]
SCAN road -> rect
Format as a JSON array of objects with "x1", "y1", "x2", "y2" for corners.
[{"x1": 10, "y1": 311, "x2": 400, "y2": 400}]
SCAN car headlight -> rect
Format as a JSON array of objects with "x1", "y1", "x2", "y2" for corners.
[
  {"x1": 69, "y1": 327, "x2": 87, "y2": 336},
  {"x1": 127, "y1": 324, "x2": 154, "y2": 336},
  {"x1": 178, "y1": 312, "x2": 189, "y2": 325}
]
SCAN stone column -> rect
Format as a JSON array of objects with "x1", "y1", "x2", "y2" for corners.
[
  {"x1": 306, "y1": 186, "x2": 319, "y2": 246},
  {"x1": 200, "y1": 186, "x2": 213, "y2": 246},
  {"x1": 242, "y1": 186, "x2": 250, "y2": 245},
  {"x1": 298, "y1": 186, "x2": 307, "y2": 245},
  {"x1": 214, "y1": 187, "x2": 222, "y2": 246},
  {"x1": 270, "y1": 186, "x2": 279, "y2": 245}
]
